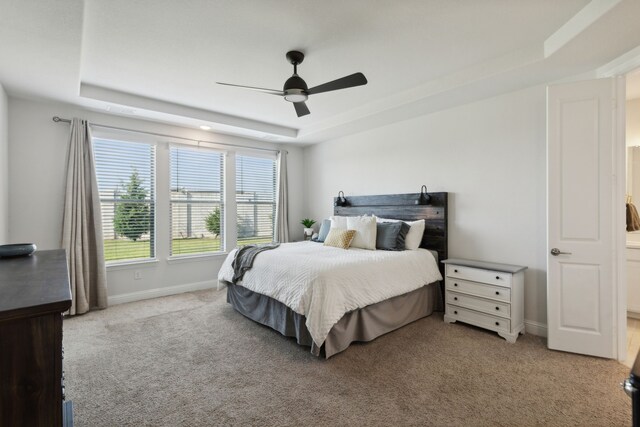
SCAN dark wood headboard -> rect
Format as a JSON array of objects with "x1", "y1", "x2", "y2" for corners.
[{"x1": 333, "y1": 192, "x2": 448, "y2": 273}]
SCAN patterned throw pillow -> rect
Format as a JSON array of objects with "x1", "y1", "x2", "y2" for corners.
[{"x1": 323, "y1": 228, "x2": 357, "y2": 249}]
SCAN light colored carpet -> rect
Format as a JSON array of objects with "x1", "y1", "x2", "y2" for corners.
[{"x1": 64, "y1": 289, "x2": 631, "y2": 426}]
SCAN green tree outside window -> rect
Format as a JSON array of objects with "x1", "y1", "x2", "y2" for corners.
[{"x1": 114, "y1": 169, "x2": 151, "y2": 241}]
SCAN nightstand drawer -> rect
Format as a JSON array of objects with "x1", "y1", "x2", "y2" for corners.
[
  {"x1": 445, "y1": 278, "x2": 511, "y2": 302},
  {"x1": 446, "y1": 264, "x2": 512, "y2": 287},
  {"x1": 446, "y1": 291, "x2": 511, "y2": 318},
  {"x1": 446, "y1": 305, "x2": 511, "y2": 333}
]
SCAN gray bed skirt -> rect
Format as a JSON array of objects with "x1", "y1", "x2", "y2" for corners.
[{"x1": 225, "y1": 281, "x2": 441, "y2": 358}]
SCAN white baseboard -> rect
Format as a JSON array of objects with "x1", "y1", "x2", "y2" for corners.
[
  {"x1": 524, "y1": 319, "x2": 548, "y2": 337},
  {"x1": 108, "y1": 280, "x2": 217, "y2": 306}
]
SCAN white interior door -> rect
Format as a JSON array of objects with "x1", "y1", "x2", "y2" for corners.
[{"x1": 547, "y1": 78, "x2": 619, "y2": 358}]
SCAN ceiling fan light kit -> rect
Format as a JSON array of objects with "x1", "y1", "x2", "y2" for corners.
[
  {"x1": 217, "y1": 50, "x2": 367, "y2": 117},
  {"x1": 283, "y1": 89, "x2": 308, "y2": 103}
]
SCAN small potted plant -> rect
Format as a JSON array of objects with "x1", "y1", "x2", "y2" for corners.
[{"x1": 301, "y1": 218, "x2": 316, "y2": 240}]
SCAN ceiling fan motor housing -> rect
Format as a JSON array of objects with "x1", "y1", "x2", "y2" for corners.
[{"x1": 283, "y1": 75, "x2": 308, "y2": 102}]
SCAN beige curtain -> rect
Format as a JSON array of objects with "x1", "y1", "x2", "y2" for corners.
[
  {"x1": 62, "y1": 118, "x2": 107, "y2": 315},
  {"x1": 275, "y1": 150, "x2": 289, "y2": 243}
]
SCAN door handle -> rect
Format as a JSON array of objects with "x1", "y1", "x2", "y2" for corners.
[{"x1": 550, "y1": 248, "x2": 572, "y2": 256}]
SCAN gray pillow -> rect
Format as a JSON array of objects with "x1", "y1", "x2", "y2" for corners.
[
  {"x1": 376, "y1": 222, "x2": 410, "y2": 251},
  {"x1": 396, "y1": 222, "x2": 411, "y2": 250},
  {"x1": 315, "y1": 219, "x2": 332, "y2": 242}
]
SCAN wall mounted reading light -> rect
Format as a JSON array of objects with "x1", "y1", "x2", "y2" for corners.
[
  {"x1": 416, "y1": 185, "x2": 431, "y2": 205},
  {"x1": 334, "y1": 191, "x2": 347, "y2": 207}
]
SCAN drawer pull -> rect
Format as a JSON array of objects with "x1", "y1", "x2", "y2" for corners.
[
  {"x1": 495, "y1": 276, "x2": 500, "y2": 280},
  {"x1": 495, "y1": 291, "x2": 500, "y2": 295},
  {"x1": 454, "y1": 283, "x2": 458, "y2": 287},
  {"x1": 495, "y1": 322, "x2": 500, "y2": 326},
  {"x1": 454, "y1": 310, "x2": 458, "y2": 314},
  {"x1": 454, "y1": 297, "x2": 458, "y2": 301},
  {"x1": 454, "y1": 269, "x2": 458, "y2": 273},
  {"x1": 495, "y1": 307, "x2": 499, "y2": 311}
]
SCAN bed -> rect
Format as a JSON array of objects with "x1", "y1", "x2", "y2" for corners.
[{"x1": 218, "y1": 192, "x2": 448, "y2": 358}]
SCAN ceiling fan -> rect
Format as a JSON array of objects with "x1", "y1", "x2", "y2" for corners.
[{"x1": 217, "y1": 51, "x2": 368, "y2": 117}]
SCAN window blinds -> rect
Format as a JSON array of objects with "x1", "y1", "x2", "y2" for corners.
[
  {"x1": 236, "y1": 154, "x2": 276, "y2": 246},
  {"x1": 170, "y1": 146, "x2": 224, "y2": 256},
  {"x1": 93, "y1": 138, "x2": 156, "y2": 262}
]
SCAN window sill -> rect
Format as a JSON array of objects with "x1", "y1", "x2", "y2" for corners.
[
  {"x1": 106, "y1": 258, "x2": 159, "y2": 271},
  {"x1": 167, "y1": 252, "x2": 228, "y2": 264}
]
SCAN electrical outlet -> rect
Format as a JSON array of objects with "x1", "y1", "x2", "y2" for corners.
[{"x1": 134, "y1": 271, "x2": 142, "y2": 280}]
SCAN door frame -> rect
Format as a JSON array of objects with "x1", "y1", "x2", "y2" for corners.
[
  {"x1": 598, "y1": 49, "x2": 639, "y2": 361},
  {"x1": 615, "y1": 75, "x2": 627, "y2": 362}
]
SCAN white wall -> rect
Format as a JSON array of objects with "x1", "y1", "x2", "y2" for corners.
[
  {"x1": 628, "y1": 99, "x2": 640, "y2": 147},
  {"x1": 303, "y1": 85, "x2": 548, "y2": 328},
  {"x1": 0, "y1": 83, "x2": 8, "y2": 243},
  {"x1": 628, "y1": 99, "x2": 640, "y2": 245},
  {"x1": 6, "y1": 88, "x2": 549, "y2": 326},
  {"x1": 8, "y1": 97, "x2": 305, "y2": 303}
]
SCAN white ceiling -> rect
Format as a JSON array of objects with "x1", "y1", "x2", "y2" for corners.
[{"x1": 2, "y1": 0, "x2": 640, "y2": 144}]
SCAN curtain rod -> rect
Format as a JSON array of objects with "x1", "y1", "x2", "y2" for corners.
[{"x1": 52, "y1": 116, "x2": 286, "y2": 154}]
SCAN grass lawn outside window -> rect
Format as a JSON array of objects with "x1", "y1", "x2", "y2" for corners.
[{"x1": 104, "y1": 237, "x2": 273, "y2": 262}]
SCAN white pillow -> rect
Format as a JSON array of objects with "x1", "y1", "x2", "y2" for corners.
[
  {"x1": 346, "y1": 215, "x2": 377, "y2": 250},
  {"x1": 404, "y1": 219, "x2": 425, "y2": 250},
  {"x1": 330, "y1": 215, "x2": 348, "y2": 229}
]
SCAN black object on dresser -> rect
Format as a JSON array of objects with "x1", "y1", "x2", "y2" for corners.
[{"x1": 0, "y1": 249, "x2": 73, "y2": 426}]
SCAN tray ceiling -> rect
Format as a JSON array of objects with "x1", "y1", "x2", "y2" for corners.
[{"x1": 1, "y1": 0, "x2": 640, "y2": 144}]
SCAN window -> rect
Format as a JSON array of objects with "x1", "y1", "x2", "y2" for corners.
[
  {"x1": 236, "y1": 154, "x2": 276, "y2": 246},
  {"x1": 94, "y1": 131, "x2": 277, "y2": 264},
  {"x1": 170, "y1": 146, "x2": 224, "y2": 256},
  {"x1": 93, "y1": 138, "x2": 156, "y2": 263}
]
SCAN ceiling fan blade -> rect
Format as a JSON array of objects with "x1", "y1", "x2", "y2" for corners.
[
  {"x1": 216, "y1": 82, "x2": 284, "y2": 96},
  {"x1": 293, "y1": 101, "x2": 310, "y2": 117},
  {"x1": 307, "y1": 72, "x2": 367, "y2": 95}
]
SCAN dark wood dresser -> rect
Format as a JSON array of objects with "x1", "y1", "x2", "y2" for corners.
[{"x1": 0, "y1": 249, "x2": 73, "y2": 426}]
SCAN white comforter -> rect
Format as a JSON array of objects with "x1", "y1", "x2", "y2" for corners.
[{"x1": 217, "y1": 242, "x2": 442, "y2": 348}]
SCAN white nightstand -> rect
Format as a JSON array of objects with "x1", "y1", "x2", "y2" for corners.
[{"x1": 442, "y1": 258, "x2": 527, "y2": 343}]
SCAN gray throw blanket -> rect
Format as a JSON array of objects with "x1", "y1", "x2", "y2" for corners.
[{"x1": 231, "y1": 243, "x2": 280, "y2": 283}]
